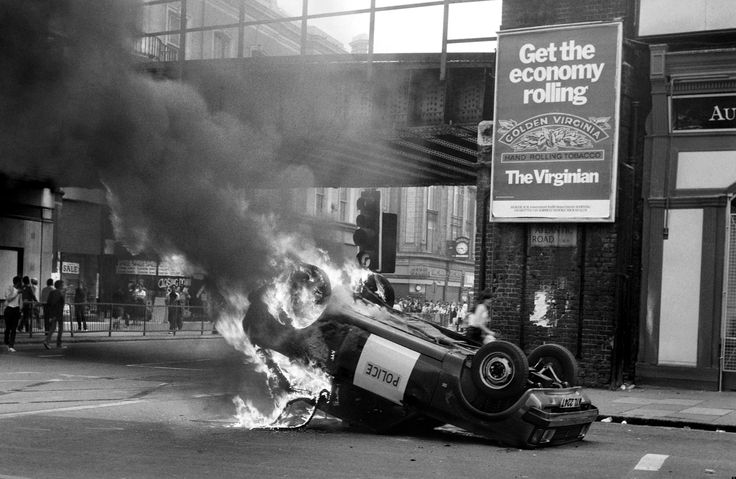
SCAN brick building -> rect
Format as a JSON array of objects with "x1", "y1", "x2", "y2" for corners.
[{"x1": 477, "y1": 0, "x2": 650, "y2": 388}]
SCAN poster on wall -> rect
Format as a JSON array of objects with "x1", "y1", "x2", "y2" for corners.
[{"x1": 491, "y1": 22, "x2": 622, "y2": 222}]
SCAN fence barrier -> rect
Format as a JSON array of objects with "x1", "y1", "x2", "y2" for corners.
[
  {"x1": 1, "y1": 303, "x2": 464, "y2": 338},
  {"x1": 1, "y1": 301, "x2": 215, "y2": 338}
]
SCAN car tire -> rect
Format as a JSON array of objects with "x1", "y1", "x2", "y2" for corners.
[
  {"x1": 470, "y1": 341, "x2": 529, "y2": 399},
  {"x1": 527, "y1": 344, "x2": 579, "y2": 387},
  {"x1": 361, "y1": 273, "x2": 395, "y2": 307}
]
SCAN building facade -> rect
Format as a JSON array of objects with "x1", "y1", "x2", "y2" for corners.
[
  {"x1": 481, "y1": 0, "x2": 650, "y2": 388},
  {"x1": 0, "y1": 179, "x2": 57, "y2": 297},
  {"x1": 637, "y1": 0, "x2": 736, "y2": 390},
  {"x1": 289, "y1": 186, "x2": 477, "y2": 304}
]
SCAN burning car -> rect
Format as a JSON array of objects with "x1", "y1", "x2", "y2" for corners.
[{"x1": 242, "y1": 263, "x2": 598, "y2": 448}]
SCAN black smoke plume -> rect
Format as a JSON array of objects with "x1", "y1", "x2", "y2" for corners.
[{"x1": 0, "y1": 0, "x2": 331, "y2": 295}]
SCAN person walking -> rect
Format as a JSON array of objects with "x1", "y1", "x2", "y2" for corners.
[
  {"x1": 40, "y1": 278, "x2": 54, "y2": 332},
  {"x1": 18, "y1": 276, "x2": 37, "y2": 333},
  {"x1": 4, "y1": 276, "x2": 22, "y2": 352},
  {"x1": 43, "y1": 280, "x2": 66, "y2": 349},
  {"x1": 464, "y1": 290, "x2": 495, "y2": 344},
  {"x1": 74, "y1": 282, "x2": 87, "y2": 331},
  {"x1": 167, "y1": 287, "x2": 180, "y2": 334},
  {"x1": 31, "y1": 278, "x2": 42, "y2": 330}
]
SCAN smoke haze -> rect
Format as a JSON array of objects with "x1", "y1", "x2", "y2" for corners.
[{"x1": 0, "y1": 0, "x2": 333, "y2": 294}]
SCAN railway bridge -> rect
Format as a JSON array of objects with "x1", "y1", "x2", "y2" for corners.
[{"x1": 140, "y1": 53, "x2": 494, "y2": 187}]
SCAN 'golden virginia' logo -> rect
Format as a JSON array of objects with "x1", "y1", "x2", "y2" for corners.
[{"x1": 497, "y1": 113, "x2": 610, "y2": 151}]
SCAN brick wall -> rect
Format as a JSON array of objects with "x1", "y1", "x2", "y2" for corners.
[
  {"x1": 502, "y1": 0, "x2": 637, "y2": 37},
  {"x1": 474, "y1": 0, "x2": 648, "y2": 387}
]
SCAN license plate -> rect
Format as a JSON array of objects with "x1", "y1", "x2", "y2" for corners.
[{"x1": 560, "y1": 396, "x2": 581, "y2": 409}]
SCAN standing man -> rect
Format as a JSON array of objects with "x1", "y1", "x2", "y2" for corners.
[
  {"x1": 74, "y1": 282, "x2": 87, "y2": 331},
  {"x1": 43, "y1": 280, "x2": 65, "y2": 349},
  {"x1": 31, "y1": 278, "x2": 41, "y2": 330},
  {"x1": 167, "y1": 286, "x2": 179, "y2": 334},
  {"x1": 18, "y1": 276, "x2": 37, "y2": 333},
  {"x1": 40, "y1": 278, "x2": 54, "y2": 332},
  {"x1": 4, "y1": 276, "x2": 22, "y2": 352}
]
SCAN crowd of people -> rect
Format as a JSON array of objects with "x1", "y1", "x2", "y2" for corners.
[
  {"x1": 2, "y1": 275, "x2": 205, "y2": 351},
  {"x1": 3, "y1": 275, "x2": 66, "y2": 351},
  {"x1": 393, "y1": 297, "x2": 469, "y2": 330},
  {"x1": 4, "y1": 272, "x2": 496, "y2": 349},
  {"x1": 393, "y1": 290, "x2": 496, "y2": 344}
]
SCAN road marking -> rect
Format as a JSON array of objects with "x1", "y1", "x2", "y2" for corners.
[
  {"x1": 0, "y1": 474, "x2": 33, "y2": 479},
  {"x1": 0, "y1": 399, "x2": 145, "y2": 419},
  {"x1": 634, "y1": 454, "x2": 669, "y2": 471},
  {"x1": 126, "y1": 359, "x2": 210, "y2": 370},
  {"x1": 127, "y1": 365, "x2": 205, "y2": 371}
]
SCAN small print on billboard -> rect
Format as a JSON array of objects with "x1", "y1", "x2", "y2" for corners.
[{"x1": 491, "y1": 22, "x2": 622, "y2": 222}]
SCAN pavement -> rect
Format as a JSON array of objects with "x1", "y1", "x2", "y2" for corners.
[
  {"x1": 586, "y1": 385, "x2": 736, "y2": 432},
  {"x1": 5, "y1": 326, "x2": 736, "y2": 433}
]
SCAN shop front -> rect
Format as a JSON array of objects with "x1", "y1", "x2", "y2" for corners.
[
  {"x1": 639, "y1": 45, "x2": 736, "y2": 390},
  {"x1": 387, "y1": 255, "x2": 474, "y2": 305}
]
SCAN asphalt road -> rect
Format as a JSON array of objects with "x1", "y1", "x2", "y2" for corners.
[{"x1": 1, "y1": 339, "x2": 735, "y2": 479}]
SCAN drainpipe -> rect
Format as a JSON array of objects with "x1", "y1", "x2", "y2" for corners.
[{"x1": 719, "y1": 194, "x2": 734, "y2": 392}]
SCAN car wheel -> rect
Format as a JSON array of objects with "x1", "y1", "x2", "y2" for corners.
[
  {"x1": 361, "y1": 273, "x2": 395, "y2": 307},
  {"x1": 528, "y1": 344, "x2": 579, "y2": 387},
  {"x1": 470, "y1": 341, "x2": 529, "y2": 399}
]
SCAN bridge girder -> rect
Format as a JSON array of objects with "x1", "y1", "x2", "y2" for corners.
[{"x1": 140, "y1": 53, "x2": 495, "y2": 188}]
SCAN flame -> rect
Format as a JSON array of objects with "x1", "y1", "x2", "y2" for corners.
[
  {"x1": 198, "y1": 227, "x2": 388, "y2": 430},
  {"x1": 214, "y1": 290, "x2": 332, "y2": 430}
]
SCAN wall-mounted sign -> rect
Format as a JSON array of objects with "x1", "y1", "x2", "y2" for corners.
[
  {"x1": 672, "y1": 94, "x2": 736, "y2": 132},
  {"x1": 61, "y1": 262, "x2": 80, "y2": 275},
  {"x1": 115, "y1": 259, "x2": 157, "y2": 276},
  {"x1": 529, "y1": 224, "x2": 577, "y2": 247},
  {"x1": 409, "y1": 265, "x2": 462, "y2": 281},
  {"x1": 491, "y1": 22, "x2": 622, "y2": 222}
]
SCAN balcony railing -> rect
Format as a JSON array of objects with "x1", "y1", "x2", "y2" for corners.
[{"x1": 134, "y1": 35, "x2": 179, "y2": 62}]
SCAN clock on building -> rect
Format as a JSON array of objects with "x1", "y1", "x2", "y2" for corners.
[{"x1": 454, "y1": 238, "x2": 469, "y2": 257}]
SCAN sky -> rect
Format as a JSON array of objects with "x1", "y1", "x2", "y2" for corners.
[{"x1": 274, "y1": 0, "x2": 502, "y2": 53}]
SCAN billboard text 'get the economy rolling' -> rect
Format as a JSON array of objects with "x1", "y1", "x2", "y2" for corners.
[{"x1": 491, "y1": 22, "x2": 622, "y2": 222}]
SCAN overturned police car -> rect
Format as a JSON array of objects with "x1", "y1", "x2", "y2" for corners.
[{"x1": 243, "y1": 263, "x2": 598, "y2": 448}]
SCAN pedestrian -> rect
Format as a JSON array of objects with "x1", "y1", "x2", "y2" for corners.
[
  {"x1": 197, "y1": 284, "x2": 217, "y2": 334},
  {"x1": 167, "y1": 286, "x2": 179, "y2": 334},
  {"x1": 464, "y1": 290, "x2": 495, "y2": 344},
  {"x1": 40, "y1": 278, "x2": 55, "y2": 332},
  {"x1": 74, "y1": 282, "x2": 87, "y2": 331},
  {"x1": 4, "y1": 276, "x2": 22, "y2": 352},
  {"x1": 112, "y1": 287, "x2": 127, "y2": 328},
  {"x1": 31, "y1": 278, "x2": 42, "y2": 330},
  {"x1": 18, "y1": 276, "x2": 37, "y2": 333},
  {"x1": 43, "y1": 280, "x2": 66, "y2": 349}
]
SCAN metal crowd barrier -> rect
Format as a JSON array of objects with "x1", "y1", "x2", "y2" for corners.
[{"x1": 2, "y1": 301, "x2": 216, "y2": 338}]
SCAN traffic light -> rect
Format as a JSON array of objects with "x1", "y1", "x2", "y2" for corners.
[
  {"x1": 379, "y1": 212, "x2": 397, "y2": 274},
  {"x1": 353, "y1": 189, "x2": 397, "y2": 273},
  {"x1": 354, "y1": 190, "x2": 380, "y2": 271}
]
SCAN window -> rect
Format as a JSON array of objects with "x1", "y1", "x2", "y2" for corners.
[
  {"x1": 213, "y1": 31, "x2": 232, "y2": 59},
  {"x1": 427, "y1": 186, "x2": 437, "y2": 212},
  {"x1": 451, "y1": 223, "x2": 461, "y2": 241},
  {"x1": 426, "y1": 211, "x2": 437, "y2": 253},
  {"x1": 404, "y1": 188, "x2": 418, "y2": 244},
  {"x1": 166, "y1": 7, "x2": 181, "y2": 47},
  {"x1": 315, "y1": 188, "x2": 325, "y2": 216},
  {"x1": 339, "y1": 189, "x2": 348, "y2": 222}
]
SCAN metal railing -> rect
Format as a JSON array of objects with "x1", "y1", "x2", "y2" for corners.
[
  {"x1": 134, "y1": 35, "x2": 179, "y2": 62},
  {"x1": 2, "y1": 302, "x2": 215, "y2": 338}
]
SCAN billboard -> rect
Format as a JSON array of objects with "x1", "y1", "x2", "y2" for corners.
[{"x1": 491, "y1": 22, "x2": 622, "y2": 222}]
